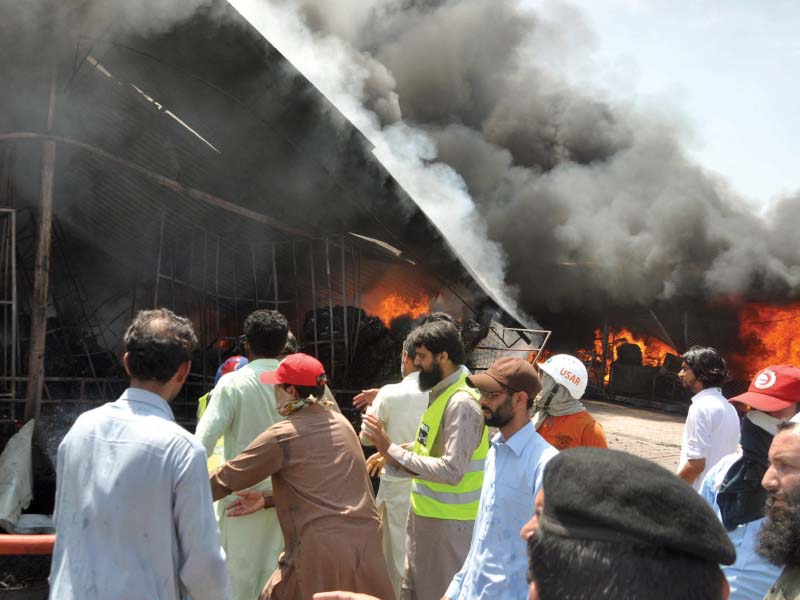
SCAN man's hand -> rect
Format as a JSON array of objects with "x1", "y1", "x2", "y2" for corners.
[
  {"x1": 365, "y1": 452, "x2": 386, "y2": 477},
  {"x1": 226, "y1": 490, "x2": 273, "y2": 517},
  {"x1": 361, "y1": 414, "x2": 392, "y2": 453},
  {"x1": 353, "y1": 388, "x2": 380, "y2": 410},
  {"x1": 313, "y1": 593, "x2": 381, "y2": 600}
]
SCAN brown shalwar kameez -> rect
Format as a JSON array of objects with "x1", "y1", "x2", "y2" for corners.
[{"x1": 210, "y1": 404, "x2": 395, "y2": 600}]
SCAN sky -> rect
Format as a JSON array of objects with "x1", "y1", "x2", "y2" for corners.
[{"x1": 527, "y1": 0, "x2": 800, "y2": 212}]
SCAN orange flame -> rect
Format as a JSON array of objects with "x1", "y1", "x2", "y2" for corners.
[
  {"x1": 732, "y1": 302, "x2": 800, "y2": 379},
  {"x1": 365, "y1": 293, "x2": 431, "y2": 326}
]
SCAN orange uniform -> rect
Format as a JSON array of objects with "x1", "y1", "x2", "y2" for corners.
[{"x1": 536, "y1": 411, "x2": 608, "y2": 451}]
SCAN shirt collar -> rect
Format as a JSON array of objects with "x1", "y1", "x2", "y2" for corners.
[
  {"x1": 430, "y1": 367, "x2": 466, "y2": 400},
  {"x1": 491, "y1": 421, "x2": 536, "y2": 456},
  {"x1": 253, "y1": 358, "x2": 281, "y2": 367},
  {"x1": 121, "y1": 387, "x2": 175, "y2": 420},
  {"x1": 692, "y1": 387, "x2": 724, "y2": 403}
]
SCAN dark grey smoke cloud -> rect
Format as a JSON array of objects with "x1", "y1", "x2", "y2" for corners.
[{"x1": 277, "y1": 0, "x2": 800, "y2": 312}]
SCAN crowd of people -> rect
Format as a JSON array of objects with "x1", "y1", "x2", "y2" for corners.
[{"x1": 47, "y1": 307, "x2": 800, "y2": 600}]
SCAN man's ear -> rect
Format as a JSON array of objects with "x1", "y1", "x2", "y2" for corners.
[
  {"x1": 528, "y1": 580, "x2": 539, "y2": 600},
  {"x1": 437, "y1": 351, "x2": 449, "y2": 365},
  {"x1": 720, "y1": 571, "x2": 730, "y2": 600},
  {"x1": 174, "y1": 360, "x2": 191, "y2": 385},
  {"x1": 122, "y1": 352, "x2": 132, "y2": 377}
]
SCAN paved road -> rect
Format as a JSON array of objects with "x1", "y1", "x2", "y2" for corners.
[{"x1": 585, "y1": 400, "x2": 685, "y2": 471}]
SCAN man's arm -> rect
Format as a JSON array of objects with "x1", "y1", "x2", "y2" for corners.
[
  {"x1": 195, "y1": 380, "x2": 236, "y2": 457},
  {"x1": 209, "y1": 427, "x2": 283, "y2": 502},
  {"x1": 359, "y1": 389, "x2": 389, "y2": 447},
  {"x1": 385, "y1": 392, "x2": 484, "y2": 486},
  {"x1": 174, "y1": 443, "x2": 231, "y2": 600},
  {"x1": 678, "y1": 405, "x2": 710, "y2": 485}
]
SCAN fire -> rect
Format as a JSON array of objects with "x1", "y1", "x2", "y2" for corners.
[
  {"x1": 366, "y1": 293, "x2": 431, "y2": 326},
  {"x1": 733, "y1": 302, "x2": 800, "y2": 378}
]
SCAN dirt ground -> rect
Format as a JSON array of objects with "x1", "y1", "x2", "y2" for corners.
[{"x1": 585, "y1": 399, "x2": 685, "y2": 471}]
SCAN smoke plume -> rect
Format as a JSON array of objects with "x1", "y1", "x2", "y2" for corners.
[{"x1": 230, "y1": 0, "x2": 800, "y2": 315}]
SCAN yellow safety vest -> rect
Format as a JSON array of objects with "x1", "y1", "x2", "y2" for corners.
[
  {"x1": 197, "y1": 391, "x2": 225, "y2": 472},
  {"x1": 410, "y1": 373, "x2": 489, "y2": 521}
]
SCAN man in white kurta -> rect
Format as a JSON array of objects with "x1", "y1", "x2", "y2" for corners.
[
  {"x1": 360, "y1": 343, "x2": 429, "y2": 598},
  {"x1": 195, "y1": 310, "x2": 290, "y2": 600}
]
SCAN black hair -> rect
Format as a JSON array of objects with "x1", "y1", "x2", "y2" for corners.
[
  {"x1": 279, "y1": 331, "x2": 299, "y2": 359},
  {"x1": 124, "y1": 309, "x2": 197, "y2": 382},
  {"x1": 527, "y1": 530, "x2": 726, "y2": 600},
  {"x1": 420, "y1": 312, "x2": 455, "y2": 325},
  {"x1": 402, "y1": 333, "x2": 417, "y2": 360},
  {"x1": 291, "y1": 384, "x2": 326, "y2": 399},
  {"x1": 412, "y1": 320, "x2": 465, "y2": 365},
  {"x1": 778, "y1": 420, "x2": 800, "y2": 434},
  {"x1": 244, "y1": 310, "x2": 289, "y2": 357},
  {"x1": 682, "y1": 346, "x2": 728, "y2": 388}
]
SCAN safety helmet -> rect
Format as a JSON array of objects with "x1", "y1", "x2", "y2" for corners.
[
  {"x1": 215, "y1": 355, "x2": 249, "y2": 385},
  {"x1": 538, "y1": 354, "x2": 588, "y2": 400}
]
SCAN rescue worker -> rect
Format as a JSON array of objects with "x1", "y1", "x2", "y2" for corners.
[
  {"x1": 531, "y1": 354, "x2": 607, "y2": 450},
  {"x1": 195, "y1": 309, "x2": 288, "y2": 600},
  {"x1": 210, "y1": 353, "x2": 395, "y2": 600},
  {"x1": 362, "y1": 320, "x2": 488, "y2": 600},
  {"x1": 197, "y1": 355, "x2": 249, "y2": 471}
]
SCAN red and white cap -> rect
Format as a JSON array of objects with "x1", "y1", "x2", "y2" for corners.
[
  {"x1": 730, "y1": 365, "x2": 800, "y2": 412},
  {"x1": 259, "y1": 353, "x2": 327, "y2": 388}
]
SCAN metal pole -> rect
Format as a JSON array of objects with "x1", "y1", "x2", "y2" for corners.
[
  {"x1": 250, "y1": 243, "x2": 259, "y2": 310},
  {"x1": 351, "y1": 246, "x2": 362, "y2": 364},
  {"x1": 309, "y1": 243, "x2": 318, "y2": 358},
  {"x1": 292, "y1": 241, "x2": 300, "y2": 339},
  {"x1": 601, "y1": 319, "x2": 609, "y2": 393},
  {"x1": 25, "y1": 73, "x2": 57, "y2": 422},
  {"x1": 215, "y1": 236, "x2": 221, "y2": 366},
  {"x1": 272, "y1": 243, "x2": 279, "y2": 311},
  {"x1": 324, "y1": 238, "x2": 335, "y2": 382},
  {"x1": 340, "y1": 237, "x2": 348, "y2": 375},
  {"x1": 154, "y1": 212, "x2": 165, "y2": 308}
]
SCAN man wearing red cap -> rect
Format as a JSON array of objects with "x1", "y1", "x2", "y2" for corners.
[
  {"x1": 208, "y1": 353, "x2": 394, "y2": 600},
  {"x1": 700, "y1": 365, "x2": 800, "y2": 600}
]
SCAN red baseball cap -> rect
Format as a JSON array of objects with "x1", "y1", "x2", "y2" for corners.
[
  {"x1": 730, "y1": 365, "x2": 800, "y2": 412},
  {"x1": 259, "y1": 353, "x2": 328, "y2": 388}
]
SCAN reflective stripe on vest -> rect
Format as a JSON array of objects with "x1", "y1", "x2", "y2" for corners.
[{"x1": 410, "y1": 372, "x2": 489, "y2": 521}]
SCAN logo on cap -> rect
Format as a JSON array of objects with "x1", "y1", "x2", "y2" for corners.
[{"x1": 754, "y1": 369, "x2": 777, "y2": 390}]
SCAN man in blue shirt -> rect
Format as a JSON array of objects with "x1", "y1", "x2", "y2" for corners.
[{"x1": 444, "y1": 357, "x2": 558, "y2": 600}]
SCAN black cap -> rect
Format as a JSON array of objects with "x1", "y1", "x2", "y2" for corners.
[{"x1": 539, "y1": 447, "x2": 736, "y2": 565}]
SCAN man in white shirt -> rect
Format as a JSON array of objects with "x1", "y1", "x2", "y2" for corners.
[
  {"x1": 49, "y1": 309, "x2": 230, "y2": 600},
  {"x1": 677, "y1": 346, "x2": 740, "y2": 491},
  {"x1": 359, "y1": 335, "x2": 429, "y2": 598}
]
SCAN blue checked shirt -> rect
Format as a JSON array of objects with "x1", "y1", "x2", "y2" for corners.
[{"x1": 445, "y1": 421, "x2": 558, "y2": 599}]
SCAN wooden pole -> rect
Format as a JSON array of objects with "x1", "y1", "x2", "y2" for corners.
[{"x1": 24, "y1": 73, "x2": 57, "y2": 422}]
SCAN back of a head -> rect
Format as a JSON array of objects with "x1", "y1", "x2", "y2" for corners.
[
  {"x1": 412, "y1": 320, "x2": 465, "y2": 365},
  {"x1": 124, "y1": 309, "x2": 197, "y2": 382},
  {"x1": 420, "y1": 311, "x2": 455, "y2": 325},
  {"x1": 528, "y1": 534, "x2": 727, "y2": 600},
  {"x1": 528, "y1": 447, "x2": 734, "y2": 600},
  {"x1": 683, "y1": 345, "x2": 728, "y2": 388},
  {"x1": 244, "y1": 310, "x2": 289, "y2": 357},
  {"x1": 279, "y1": 331, "x2": 299, "y2": 359}
]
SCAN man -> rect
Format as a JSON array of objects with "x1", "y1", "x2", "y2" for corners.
[
  {"x1": 758, "y1": 420, "x2": 800, "y2": 599},
  {"x1": 531, "y1": 354, "x2": 607, "y2": 450},
  {"x1": 197, "y1": 355, "x2": 249, "y2": 471},
  {"x1": 701, "y1": 365, "x2": 800, "y2": 599},
  {"x1": 360, "y1": 334, "x2": 429, "y2": 599},
  {"x1": 195, "y1": 309, "x2": 288, "y2": 600},
  {"x1": 444, "y1": 357, "x2": 558, "y2": 599},
  {"x1": 49, "y1": 309, "x2": 229, "y2": 600},
  {"x1": 363, "y1": 320, "x2": 488, "y2": 600},
  {"x1": 209, "y1": 353, "x2": 394, "y2": 600},
  {"x1": 677, "y1": 346, "x2": 740, "y2": 490},
  {"x1": 523, "y1": 447, "x2": 736, "y2": 600}
]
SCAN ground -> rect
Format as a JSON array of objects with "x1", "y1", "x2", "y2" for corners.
[{"x1": 586, "y1": 400, "x2": 685, "y2": 470}]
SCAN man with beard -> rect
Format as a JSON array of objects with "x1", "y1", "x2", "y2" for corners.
[
  {"x1": 700, "y1": 365, "x2": 800, "y2": 599},
  {"x1": 759, "y1": 420, "x2": 800, "y2": 599},
  {"x1": 362, "y1": 320, "x2": 488, "y2": 600},
  {"x1": 443, "y1": 357, "x2": 558, "y2": 599},
  {"x1": 677, "y1": 346, "x2": 740, "y2": 490}
]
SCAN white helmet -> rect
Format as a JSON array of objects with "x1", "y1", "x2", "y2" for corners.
[{"x1": 538, "y1": 354, "x2": 588, "y2": 400}]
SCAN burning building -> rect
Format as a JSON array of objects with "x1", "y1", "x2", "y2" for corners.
[{"x1": 0, "y1": 0, "x2": 537, "y2": 440}]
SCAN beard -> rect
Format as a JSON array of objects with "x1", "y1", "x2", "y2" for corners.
[
  {"x1": 483, "y1": 396, "x2": 515, "y2": 428},
  {"x1": 418, "y1": 362, "x2": 444, "y2": 391},
  {"x1": 758, "y1": 490, "x2": 800, "y2": 567}
]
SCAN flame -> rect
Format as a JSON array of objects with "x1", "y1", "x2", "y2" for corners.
[
  {"x1": 732, "y1": 302, "x2": 800, "y2": 379},
  {"x1": 365, "y1": 292, "x2": 431, "y2": 326},
  {"x1": 576, "y1": 326, "x2": 678, "y2": 386}
]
